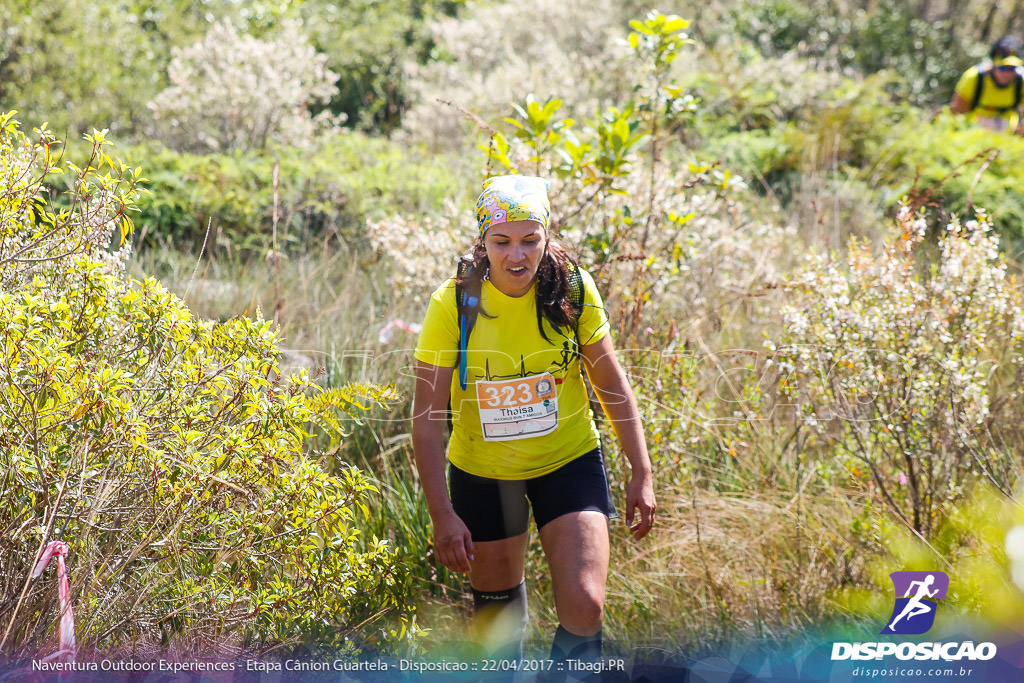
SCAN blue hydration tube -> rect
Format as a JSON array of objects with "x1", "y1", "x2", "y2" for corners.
[{"x1": 458, "y1": 292, "x2": 478, "y2": 390}]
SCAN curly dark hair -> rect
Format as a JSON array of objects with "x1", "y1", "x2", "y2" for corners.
[{"x1": 455, "y1": 238, "x2": 581, "y2": 341}]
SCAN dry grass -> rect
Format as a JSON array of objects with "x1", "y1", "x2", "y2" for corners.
[
  {"x1": 398, "y1": 481, "x2": 871, "y2": 659},
  {"x1": 128, "y1": 241, "x2": 425, "y2": 413},
  {"x1": 596, "y1": 487, "x2": 865, "y2": 656}
]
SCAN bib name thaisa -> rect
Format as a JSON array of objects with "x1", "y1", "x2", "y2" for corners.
[{"x1": 500, "y1": 405, "x2": 540, "y2": 417}]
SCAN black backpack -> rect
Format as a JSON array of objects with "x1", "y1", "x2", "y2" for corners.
[
  {"x1": 453, "y1": 256, "x2": 586, "y2": 391},
  {"x1": 970, "y1": 65, "x2": 1024, "y2": 113}
]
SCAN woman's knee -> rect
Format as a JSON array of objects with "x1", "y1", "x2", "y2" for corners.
[
  {"x1": 575, "y1": 600, "x2": 603, "y2": 633},
  {"x1": 558, "y1": 585, "x2": 604, "y2": 634},
  {"x1": 468, "y1": 534, "x2": 528, "y2": 591}
]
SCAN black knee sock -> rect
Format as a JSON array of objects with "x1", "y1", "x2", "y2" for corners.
[
  {"x1": 472, "y1": 580, "x2": 528, "y2": 660},
  {"x1": 550, "y1": 624, "x2": 603, "y2": 662}
]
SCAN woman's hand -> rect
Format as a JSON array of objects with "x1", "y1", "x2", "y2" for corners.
[
  {"x1": 625, "y1": 471, "x2": 656, "y2": 540},
  {"x1": 431, "y1": 508, "x2": 475, "y2": 573},
  {"x1": 581, "y1": 335, "x2": 657, "y2": 540}
]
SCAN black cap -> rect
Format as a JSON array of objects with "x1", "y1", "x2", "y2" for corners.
[{"x1": 990, "y1": 35, "x2": 1022, "y2": 60}]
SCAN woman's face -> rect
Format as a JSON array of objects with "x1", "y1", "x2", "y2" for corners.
[
  {"x1": 483, "y1": 220, "x2": 547, "y2": 297},
  {"x1": 993, "y1": 63, "x2": 1018, "y2": 86}
]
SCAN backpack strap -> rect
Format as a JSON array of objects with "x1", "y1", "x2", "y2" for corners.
[
  {"x1": 567, "y1": 264, "x2": 586, "y2": 346},
  {"x1": 971, "y1": 67, "x2": 988, "y2": 112}
]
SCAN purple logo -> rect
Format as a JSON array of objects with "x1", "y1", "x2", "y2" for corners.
[{"x1": 881, "y1": 571, "x2": 949, "y2": 635}]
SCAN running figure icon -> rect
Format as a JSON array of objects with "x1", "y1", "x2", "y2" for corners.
[
  {"x1": 888, "y1": 574, "x2": 937, "y2": 631},
  {"x1": 882, "y1": 571, "x2": 948, "y2": 635}
]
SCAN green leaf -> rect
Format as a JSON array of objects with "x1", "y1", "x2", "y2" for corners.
[
  {"x1": 663, "y1": 17, "x2": 691, "y2": 34},
  {"x1": 629, "y1": 19, "x2": 655, "y2": 36}
]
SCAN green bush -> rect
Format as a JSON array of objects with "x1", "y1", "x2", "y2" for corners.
[
  {"x1": 0, "y1": 114, "x2": 416, "y2": 656},
  {"x1": 700, "y1": 71, "x2": 943, "y2": 244},
  {"x1": 0, "y1": 0, "x2": 170, "y2": 139},
  {"x1": 723, "y1": 0, "x2": 975, "y2": 109},
  {"x1": 299, "y1": 0, "x2": 464, "y2": 133},
  {"x1": 880, "y1": 114, "x2": 1024, "y2": 246},
  {"x1": 99, "y1": 132, "x2": 461, "y2": 254},
  {"x1": 705, "y1": 73, "x2": 921, "y2": 190}
]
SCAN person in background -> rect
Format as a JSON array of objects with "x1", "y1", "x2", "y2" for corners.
[
  {"x1": 951, "y1": 35, "x2": 1024, "y2": 134},
  {"x1": 412, "y1": 174, "x2": 656, "y2": 675}
]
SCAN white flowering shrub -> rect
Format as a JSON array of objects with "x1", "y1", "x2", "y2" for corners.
[
  {"x1": 149, "y1": 20, "x2": 341, "y2": 153},
  {"x1": 771, "y1": 205, "x2": 1024, "y2": 535},
  {"x1": 398, "y1": 0, "x2": 647, "y2": 150},
  {"x1": 365, "y1": 200, "x2": 469, "y2": 306}
]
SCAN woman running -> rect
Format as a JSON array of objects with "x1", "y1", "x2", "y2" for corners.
[{"x1": 412, "y1": 174, "x2": 656, "y2": 667}]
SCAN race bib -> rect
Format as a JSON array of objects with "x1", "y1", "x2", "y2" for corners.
[{"x1": 475, "y1": 372, "x2": 558, "y2": 441}]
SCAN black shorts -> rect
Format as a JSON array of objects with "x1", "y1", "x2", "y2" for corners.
[{"x1": 449, "y1": 447, "x2": 618, "y2": 542}]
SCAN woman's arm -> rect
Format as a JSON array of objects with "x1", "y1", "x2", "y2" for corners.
[
  {"x1": 412, "y1": 360, "x2": 474, "y2": 572},
  {"x1": 950, "y1": 91, "x2": 971, "y2": 115},
  {"x1": 580, "y1": 335, "x2": 656, "y2": 539}
]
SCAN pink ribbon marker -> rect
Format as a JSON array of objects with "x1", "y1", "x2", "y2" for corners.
[
  {"x1": 377, "y1": 318, "x2": 423, "y2": 344},
  {"x1": 31, "y1": 541, "x2": 76, "y2": 662}
]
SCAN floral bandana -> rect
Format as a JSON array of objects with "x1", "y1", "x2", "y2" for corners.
[{"x1": 475, "y1": 175, "x2": 550, "y2": 236}]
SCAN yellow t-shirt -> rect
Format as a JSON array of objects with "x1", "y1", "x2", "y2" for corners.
[
  {"x1": 955, "y1": 65, "x2": 1020, "y2": 128},
  {"x1": 414, "y1": 267, "x2": 610, "y2": 479}
]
